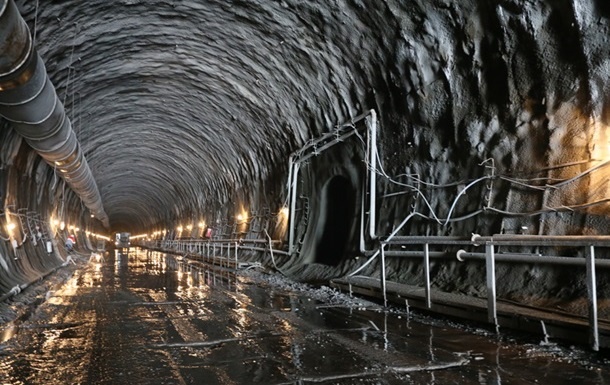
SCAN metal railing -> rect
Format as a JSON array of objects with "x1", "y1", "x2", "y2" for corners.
[
  {"x1": 366, "y1": 234, "x2": 610, "y2": 351},
  {"x1": 140, "y1": 234, "x2": 609, "y2": 350},
  {"x1": 137, "y1": 238, "x2": 288, "y2": 269}
]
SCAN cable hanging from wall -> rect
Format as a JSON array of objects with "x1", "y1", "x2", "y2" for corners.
[
  {"x1": 32, "y1": 0, "x2": 40, "y2": 46},
  {"x1": 361, "y1": 142, "x2": 610, "y2": 228}
]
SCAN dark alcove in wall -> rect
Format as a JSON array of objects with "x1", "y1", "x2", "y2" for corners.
[{"x1": 314, "y1": 175, "x2": 356, "y2": 266}]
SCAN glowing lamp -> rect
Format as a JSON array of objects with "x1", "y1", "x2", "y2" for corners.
[{"x1": 280, "y1": 207, "x2": 289, "y2": 218}]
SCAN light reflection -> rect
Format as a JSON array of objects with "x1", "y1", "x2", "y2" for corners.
[
  {"x1": 187, "y1": 271, "x2": 194, "y2": 288},
  {"x1": 0, "y1": 246, "x2": 607, "y2": 385},
  {"x1": 273, "y1": 206, "x2": 290, "y2": 239},
  {"x1": 277, "y1": 318, "x2": 297, "y2": 364},
  {"x1": 0, "y1": 325, "x2": 18, "y2": 343}
]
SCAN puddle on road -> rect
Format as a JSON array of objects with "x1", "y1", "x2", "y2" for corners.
[{"x1": 0, "y1": 248, "x2": 608, "y2": 385}]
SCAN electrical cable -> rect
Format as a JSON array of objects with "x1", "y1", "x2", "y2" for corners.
[
  {"x1": 33, "y1": 0, "x2": 39, "y2": 45},
  {"x1": 263, "y1": 229, "x2": 289, "y2": 277},
  {"x1": 443, "y1": 176, "x2": 490, "y2": 225},
  {"x1": 486, "y1": 198, "x2": 610, "y2": 217}
]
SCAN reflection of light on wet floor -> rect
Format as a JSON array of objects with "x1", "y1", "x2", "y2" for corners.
[{"x1": 1, "y1": 248, "x2": 608, "y2": 384}]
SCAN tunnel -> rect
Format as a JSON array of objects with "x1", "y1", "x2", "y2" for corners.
[{"x1": 1, "y1": 0, "x2": 610, "y2": 381}]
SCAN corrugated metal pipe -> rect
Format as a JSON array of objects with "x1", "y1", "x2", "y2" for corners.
[{"x1": 0, "y1": 0, "x2": 109, "y2": 227}]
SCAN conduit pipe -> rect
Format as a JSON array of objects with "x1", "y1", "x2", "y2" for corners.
[
  {"x1": 0, "y1": 0, "x2": 109, "y2": 227},
  {"x1": 471, "y1": 234, "x2": 610, "y2": 247},
  {"x1": 384, "y1": 236, "x2": 473, "y2": 245},
  {"x1": 456, "y1": 250, "x2": 610, "y2": 268}
]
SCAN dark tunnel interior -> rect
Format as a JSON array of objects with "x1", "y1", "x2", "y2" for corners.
[{"x1": 2, "y1": 0, "x2": 610, "y2": 352}]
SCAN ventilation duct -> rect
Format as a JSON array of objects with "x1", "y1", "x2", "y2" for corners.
[{"x1": 0, "y1": 0, "x2": 109, "y2": 227}]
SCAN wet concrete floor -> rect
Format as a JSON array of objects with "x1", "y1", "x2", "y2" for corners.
[{"x1": 0, "y1": 249, "x2": 608, "y2": 384}]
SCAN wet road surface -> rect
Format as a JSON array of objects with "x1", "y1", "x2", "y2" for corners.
[{"x1": 0, "y1": 249, "x2": 608, "y2": 384}]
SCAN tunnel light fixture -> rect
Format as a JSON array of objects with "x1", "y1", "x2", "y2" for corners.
[
  {"x1": 69, "y1": 225, "x2": 75, "y2": 230},
  {"x1": 60, "y1": 221, "x2": 66, "y2": 231},
  {"x1": 186, "y1": 224, "x2": 193, "y2": 230},
  {"x1": 6, "y1": 222, "x2": 16, "y2": 233},
  {"x1": 280, "y1": 207, "x2": 289, "y2": 218},
  {"x1": 177, "y1": 226, "x2": 183, "y2": 233},
  {"x1": 52, "y1": 219, "x2": 60, "y2": 228},
  {"x1": 75, "y1": 227, "x2": 80, "y2": 232},
  {"x1": 199, "y1": 221, "x2": 205, "y2": 228},
  {"x1": 237, "y1": 210, "x2": 248, "y2": 223}
]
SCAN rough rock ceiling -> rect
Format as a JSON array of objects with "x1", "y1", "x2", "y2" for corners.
[{"x1": 8, "y1": 0, "x2": 610, "y2": 231}]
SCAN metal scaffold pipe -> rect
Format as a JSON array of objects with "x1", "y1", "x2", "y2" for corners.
[
  {"x1": 0, "y1": 0, "x2": 109, "y2": 227},
  {"x1": 456, "y1": 250, "x2": 610, "y2": 268}
]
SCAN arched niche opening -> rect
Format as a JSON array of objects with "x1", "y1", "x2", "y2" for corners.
[{"x1": 313, "y1": 175, "x2": 357, "y2": 266}]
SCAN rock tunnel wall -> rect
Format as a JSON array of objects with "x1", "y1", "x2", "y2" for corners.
[{"x1": 1, "y1": 0, "x2": 610, "y2": 311}]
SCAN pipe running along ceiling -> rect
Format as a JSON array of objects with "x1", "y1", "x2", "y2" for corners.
[
  {"x1": 0, "y1": 0, "x2": 109, "y2": 227},
  {"x1": 2, "y1": 0, "x2": 610, "y2": 233}
]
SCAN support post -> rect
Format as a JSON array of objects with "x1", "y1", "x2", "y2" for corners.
[
  {"x1": 586, "y1": 245, "x2": 599, "y2": 351},
  {"x1": 381, "y1": 245, "x2": 387, "y2": 307},
  {"x1": 486, "y1": 242, "x2": 497, "y2": 326},
  {"x1": 424, "y1": 243, "x2": 431, "y2": 309},
  {"x1": 288, "y1": 163, "x2": 300, "y2": 254},
  {"x1": 367, "y1": 110, "x2": 378, "y2": 240}
]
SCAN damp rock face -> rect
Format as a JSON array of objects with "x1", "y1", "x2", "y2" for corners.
[{"x1": 2, "y1": 1, "x2": 610, "y2": 301}]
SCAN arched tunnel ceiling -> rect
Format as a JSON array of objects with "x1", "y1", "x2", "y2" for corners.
[{"x1": 10, "y1": 0, "x2": 610, "y2": 231}]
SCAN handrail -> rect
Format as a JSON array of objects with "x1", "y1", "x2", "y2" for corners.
[{"x1": 357, "y1": 234, "x2": 609, "y2": 351}]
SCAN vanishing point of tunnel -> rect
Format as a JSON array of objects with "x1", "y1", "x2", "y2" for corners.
[{"x1": 2, "y1": 0, "x2": 610, "y2": 383}]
